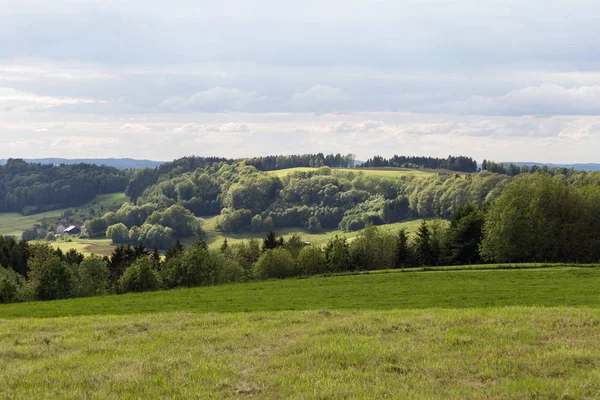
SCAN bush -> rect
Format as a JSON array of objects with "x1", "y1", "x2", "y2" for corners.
[
  {"x1": 297, "y1": 246, "x2": 326, "y2": 276},
  {"x1": 118, "y1": 257, "x2": 162, "y2": 293},
  {"x1": 45, "y1": 232, "x2": 56, "y2": 242},
  {"x1": 254, "y1": 248, "x2": 296, "y2": 279}
]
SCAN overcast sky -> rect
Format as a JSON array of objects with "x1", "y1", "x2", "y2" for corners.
[{"x1": 2, "y1": 0, "x2": 600, "y2": 163}]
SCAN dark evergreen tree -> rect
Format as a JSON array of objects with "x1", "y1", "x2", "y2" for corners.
[
  {"x1": 415, "y1": 222, "x2": 433, "y2": 266},
  {"x1": 395, "y1": 229, "x2": 412, "y2": 268}
]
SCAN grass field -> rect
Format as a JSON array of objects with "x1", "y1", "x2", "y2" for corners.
[
  {"x1": 2, "y1": 266, "x2": 598, "y2": 317},
  {"x1": 201, "y1": 216, "x2": 432, "y2": 249},
  {"x1": 0, "y1": 193, "x2": 129, "y2": 237},
  {"x1": 268, "y1": 167, "x2": 436, "y2": 179},
  {"x1": 1, "y1": 266, "x2": 600, "y2": 398},
  {"x1": 43, "y1": 238, "x2": 116, "y2": 257}
]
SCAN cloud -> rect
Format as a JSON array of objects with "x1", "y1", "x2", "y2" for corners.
[
  {"x1": 0, "y1": 87, "x2": 102, "y2": 111},
  {"x1": 160, "y1": 87, "x2": 263, "y2": 112},
  {"x1": 449, "y1": 84, "x2": 600, "y2": 116},
  {"x1": 285, "y1": 85, "x2": 350, "y2": 112},
  {"x1": 119, "y1": 123, "x2": 150, "y2": 131},
  {"x1": 173, "y1": 122, "x2": 252, "y2": 133}
]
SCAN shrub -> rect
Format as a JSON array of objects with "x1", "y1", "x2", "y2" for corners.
[
  {"x1": 254, "y1": 248, "x2": 296, "y2": 279},
  {"x1": 118, "y1": 257, "x2": 162, "y2": 293}
]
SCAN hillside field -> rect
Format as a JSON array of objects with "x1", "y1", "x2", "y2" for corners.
[
  {"x1": 200, "y1": 216, "x2": 432, "y2": 249},
  {"x1": 1, "y1": 266, "x2": 600, "y2": 398},
  {"x1": 0, "y1": 193, "x2": 129, "y2": 237},
  {"x1": 268, "y1": 167, "x2": 437, "y2": 179}
]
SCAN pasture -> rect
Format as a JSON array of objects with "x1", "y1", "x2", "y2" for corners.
[
  {"x1": 268, "y1": 167, "x2": 437, "y2": 179},
  {"x1": 1, "y1": 266, "x2": 600, "y2": 399},
  {"x1": 200, "y1": 216, "x2": 431, "y2": 249},
  {"x1": 0, "y1": 193, "x2": 129, "y2": 237}
]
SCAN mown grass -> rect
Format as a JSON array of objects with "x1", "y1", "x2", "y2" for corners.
[
  {"x1": 45, "y1": 238, "x2": 116, "y2": 257},
  {"x1": 0, "y1": 193, "x2": 129, "y2": 237},
  {"x1": 268, "y1": 167, "x2": 435, "y2": 179},
  {"x1": 201, "y1": 217, "x2": 431, "y2": 249},
  {"x1": 1, "y1": 307, "x2": 600, "y2": 399},
  {"x1": 2, "y1": 266, "x2": 600, "y2": 398},
  {"x1": 2, "y1": 267, "x2": 599, "y2": 318}
]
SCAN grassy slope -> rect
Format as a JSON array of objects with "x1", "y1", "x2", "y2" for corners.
[
  {"x1": 268, "y1": 167, "x2": 435, "y2": 179},
  {"x1": 0, "y1": 193, "x2": 129, "y2": 237},
  {"x1": 1, "y1": 267, "x2": 600, "y2": 398},
  {"x1": 2, "y1": 267, "x2": 599, "y2": 318},
  {"x1": 2, "y1": 308, "x2": 599, "y2": 399}
]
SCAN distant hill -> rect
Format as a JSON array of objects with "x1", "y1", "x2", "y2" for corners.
[
  {"x1": 511, "y1": 162, "x2": 600, "y2": 172},
  {"x1": 0, "y1": 158, "x2": 165, "y2": 170}
]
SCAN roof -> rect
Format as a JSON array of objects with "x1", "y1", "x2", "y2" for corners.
[{"x1": 64, "y1": 225, "x2": 81, "y2": 233}]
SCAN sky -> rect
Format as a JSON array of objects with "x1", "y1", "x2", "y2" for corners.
[{"x1": 2, "y1": 0, "x2": 600, "y2": 163}]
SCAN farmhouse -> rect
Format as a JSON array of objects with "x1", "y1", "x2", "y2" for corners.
[
  {"x1": 64, "y1": 225, "x2": 81, "y2": 235},
  {"x1": 56, "y1": 224, "x2": 66, "y2": 234}
]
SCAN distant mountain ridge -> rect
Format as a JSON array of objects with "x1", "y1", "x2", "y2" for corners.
[
  {"x1": 0, "y1": 158, "x2": 165, "y2": 170},
  {"x1": 511, "y1": 162, "x2": 600, "y2": 172}
]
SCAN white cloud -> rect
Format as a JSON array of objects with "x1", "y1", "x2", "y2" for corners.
[
  {"x1": 161, "y1": 87, "x2": 263, "y2": 112},
  {"x1": 285, "y1": 85, "x2": 350, "y2": 112},
  {"x1": 449, "y1": 84, "x2": 600, "y2": 115},
  {"x1": 119, "y1": 123, "x2": 150, "y2": 131},
  {"x1": 0, "y1": 87, "x2": 102, "y2": 111}
]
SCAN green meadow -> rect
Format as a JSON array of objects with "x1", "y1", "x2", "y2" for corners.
[
  {"x1": 268, "y1": 166, "x2": 436, "y2": 179},
  {"x1": 0, "y1": 193, "x2": 128, "y2": 238},
  {"x1": 1, "y1": 266, "x2": 600, "y2": 398}
]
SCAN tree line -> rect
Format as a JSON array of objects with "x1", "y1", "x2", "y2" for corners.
[
  {"x1": 359, "y1": 155, "x2": 477, "y2": 172},
  {"x1": 481, "y1": 160, "x2": 577, "y2": 177}
]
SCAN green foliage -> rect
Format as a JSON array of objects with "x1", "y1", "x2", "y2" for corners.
[
  {"x1": 0, "y1": 159, "x2": 129, "y2": 215},
  {"x1": 0, "y1": 266, "x2": 25, "y2": 303},
  {"x1": 324, "y1": 236, "x2": 350, "y2": 273},
  {"x1": 251, "y1": 214, "x2": 263, "y2": 232},
  {"x1": 480, "y1": 174, "x2": 600, "y2": 263},
  {"x1": 164, "y1": 246, "x2": 243, "y2": 288},
  {"x1": 118, "y1": 257, "x2": 162, "y2": 293},
  {"x1": 86, "y1": 217, "x2": 107, "y2": 237},
  {"x1": 146, "y1": 204, "x2": 200, "y2": 237},
  {"x1": 395, "y1": 229, "x2": 413, "y2": 268},
  {"x1": 414, "y1": 221, "x2": 433, "y2": 266},
  {"x1": 262, "y1": 231, "x2": 284, "y2": 251},
  {"x1": 106, "y1": 223, "x2": 129, "y2": 244},
  {"x1": 283, "y1": 234, "x2": 304, "y2": 258},
  {"x1": 306, "y1": 215, "x2": 323, "y2": 233},
  {"x1": 30, "y1": 256, "x2": 74, "y2": 301},
  {"x1": 254, "y1": 248, "x2": 296, "y2": 279},
  {"x1": 296, "y1": 246, "x2": 326, "y2": 276},
  {"x1": 443, "y1": 204, "x2": 484, "y2": 264},
  {"x1": 349, "y1": 224, "x2": 397, "y2": 271},
  {"x1": 73, "y1": 255, "x2": 110, "y2": 297}
]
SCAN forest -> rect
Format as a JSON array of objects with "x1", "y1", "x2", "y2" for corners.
[
  {"x1": 0, "y1": 159, "x2": 130, "y2": 214},
  {"x1": 359, "y1": 155, "x2": 477, "y2": 172},
  {"x1": 2, "y1": 170, "x2": 600, "y2": 304}
]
